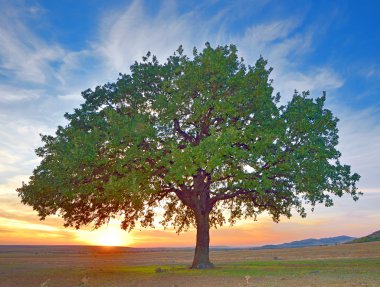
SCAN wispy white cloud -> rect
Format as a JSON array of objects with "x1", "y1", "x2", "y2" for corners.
[
  {"x1": 362, "y1": 65, "x2": 380, "y2": 80},
  {"x1": 238, "y1": 19, "x2": 302, "y2": 55},
  {"x1": 0, "y1": 113, "x2": 52, "y2": 188},
  {"x1": 95, "y1": 1, "x2": 342, "y2": 104},
  {"x1": 333, "y1": 105, "x2": 380, "y2": 190},
  {"x1": 96, "y1": 0, "x2": 219, "y2": 77},
  {"x1": 0, "y1": 85, "x2": 42, "y2": 102},
  {"x1": 233, "y1": 18, "x2": 342, "y2": 101},
  {"x1": 274, "y1": 68, "x2": 343, "y2": 99},
  {"x1": 0, "y1": 1, "x2": 102, "y2": 103},
  {"x1": 0, "y1": 3, "x2": 64, "y2": 84}
]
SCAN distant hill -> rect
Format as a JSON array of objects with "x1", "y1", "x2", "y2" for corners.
[
  {"x1": 254, "y1": 235, "x2": 355, "y2": 250},
  {"x1": 347, "y1": 230, "x2": 380, "y2": 244}
]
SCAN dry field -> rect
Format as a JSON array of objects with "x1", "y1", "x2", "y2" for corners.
[{"x1": 0, "y1": 242, "x2": 379, "y2": 287}]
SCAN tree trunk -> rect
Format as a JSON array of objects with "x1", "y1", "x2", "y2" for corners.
[{"x1": 191, "y1": 209, "x2": 214, "y2": 269}]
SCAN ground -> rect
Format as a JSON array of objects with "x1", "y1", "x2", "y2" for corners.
[{"x1": 0, "y1": 242, "x2": 379, "y2": 287}]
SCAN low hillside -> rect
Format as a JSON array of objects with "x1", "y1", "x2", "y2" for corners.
[
  {"x1": 257, "y1": 235, "x2": 355, "y2": 249},
  {"x1": 348, "y1": 230, "x2": 380, "y2": 243}
]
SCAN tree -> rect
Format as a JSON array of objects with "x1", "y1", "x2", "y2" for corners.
[{"x1": 18, "y1": 43, "x2": 360, "y2": 269}]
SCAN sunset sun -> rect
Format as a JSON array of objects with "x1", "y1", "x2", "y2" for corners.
[{"x1": 89, "y1": 227, "x2": 129, "y2": 247}]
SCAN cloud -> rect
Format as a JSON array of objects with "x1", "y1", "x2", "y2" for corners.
[
  {"x1": 0, "y1": 114, "x2": 52, "y2": 186},
  {"x1": 95, "y1": 2, "x2": 343, "y2": 104},
  {"x1": 0, "y1": 1, "x2": 101, "y2": 104},
  {"x1": 269, "y1": 67, "x2": 343, "y2": 103},
  {"x1": 244, "y1": 20, "x2": 299, "y2": 43},
  {"x1": 233, "y1": 18, "x2": 343, "y2": 101},
  {"x1": 333, "y1": 105, "x2": 380, "y2": 190},
  {"x1": 96, "y1": 0, "x2": 223, "y2": 77},
  {"x1": 0, "y1": 2, "x2": 64, "y2": 85},
  {"x1": 237, "y1": 19, "x2": 304, "y2": 63},
  {"x1": 0, "y1": 85, "x2": 42, "y2": 102}
]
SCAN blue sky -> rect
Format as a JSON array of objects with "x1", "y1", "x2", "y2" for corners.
[{"x1": 0, "y1": 0, "x2": 379, "y2": 246}]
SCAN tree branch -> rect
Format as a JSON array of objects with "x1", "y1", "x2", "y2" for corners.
[
  {"x1": 194, "y1": 107, "x2": 213, "y2": 145},
  {"x1": 147, "y1": 187, "x2": 176, "y2": 205},
  {"x1": 209, "y1": 188, "x2": 257, "y2": 206},
  {"x1": 173, "y1": 118, "x2": 194, "y2": 143},
  {"x1": 213, "y1": 174, "x2": 233, "y2": 183}
]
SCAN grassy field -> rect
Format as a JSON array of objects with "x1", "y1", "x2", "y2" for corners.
[{"x1": 0, "y1": 242, "x2": 379, "y2": 287}]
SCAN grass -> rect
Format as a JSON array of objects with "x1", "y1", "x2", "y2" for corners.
[
  {"x1": 113, "y1": 257, "x2": 380, "y2": 277},
  {"x1": 1, "y1": 242, "x2": 379, "y2": 286},
  {"x1": 104, "y1": 257, "x2": 380, "y2": 286}
]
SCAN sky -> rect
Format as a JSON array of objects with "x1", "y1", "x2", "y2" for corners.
[{"x1": 0, "y1": 0, "x2": 379, "y2": 247}]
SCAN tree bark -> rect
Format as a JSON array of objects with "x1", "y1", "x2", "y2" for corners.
[{"x1": 191, "y1": 209, "x2": 214, "y2": 269}]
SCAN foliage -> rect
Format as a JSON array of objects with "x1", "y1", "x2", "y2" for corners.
[{"x1": 18, "y1": 43, "x2": 360, "y2": 234}]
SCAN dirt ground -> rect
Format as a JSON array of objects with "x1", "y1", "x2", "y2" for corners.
[{"x1": 0, "y1": 242, "x2": 379, "y2": 287}]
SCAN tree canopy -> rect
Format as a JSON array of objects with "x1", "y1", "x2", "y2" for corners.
[{"x1": 18, "y1": 43, "x2": 360, "y2": 268}]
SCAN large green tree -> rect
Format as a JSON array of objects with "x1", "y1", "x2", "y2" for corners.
[{"x1": 18, "y1": 43, "x2": 360, "y2": 268}]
